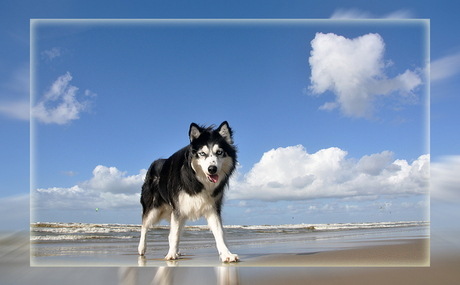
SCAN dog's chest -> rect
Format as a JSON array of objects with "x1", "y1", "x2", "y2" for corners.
[{"x1": 178, "y1": 190, "x2": 216, "y2": 221}]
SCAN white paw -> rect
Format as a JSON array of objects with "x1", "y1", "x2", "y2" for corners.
[
  {"x1": 165, "y1": 252, "x2": 180, "y2": 260},
  {"x1": 221, "y1": 252, "x2": 239, "y2": 263}
]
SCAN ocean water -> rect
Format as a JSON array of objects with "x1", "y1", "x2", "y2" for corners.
[{"x1": 31, "y1": 221, "x2": 429, "y2": 252}]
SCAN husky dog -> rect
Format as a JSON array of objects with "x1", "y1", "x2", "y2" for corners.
[{"x1": 138, "y1": 121, "x2": 238, "y2": 262}]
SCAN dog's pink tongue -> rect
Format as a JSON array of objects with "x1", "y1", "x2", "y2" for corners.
[{"x1": 209, "y1": 174, "x2": 219, "y2": 183}]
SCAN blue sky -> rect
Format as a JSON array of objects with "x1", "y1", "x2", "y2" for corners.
[{"x1": 1, "y1": 0, "x2": 460, "y2": 230}]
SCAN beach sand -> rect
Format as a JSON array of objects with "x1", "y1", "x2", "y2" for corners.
[
  {"x1": 240, "y1": 253, "x2": 458, "y2": 285},
  {"x1": 30, "y1": 237, "x2": 429, "y2": 267},
  {"x1": 2, "y1": 232, "x2": 460, "y2": 285},
  {"x1": 237, "y1": 238, "x2": 429, "y2": 267}
]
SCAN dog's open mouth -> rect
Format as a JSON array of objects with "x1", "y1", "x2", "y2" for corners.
[{"x1": 207, "y1": 174, "x2": 219, "y2": 183}]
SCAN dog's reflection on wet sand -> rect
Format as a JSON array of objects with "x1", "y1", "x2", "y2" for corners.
[{"x1": 118, "y1": 266, "x2": 240, "y2": 285}]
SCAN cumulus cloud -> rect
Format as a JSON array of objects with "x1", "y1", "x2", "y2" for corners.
[
  {"x1": 356, "y1": 151, "x2": 394, "y2": 176},
  {"x1": 228, "y1": 145, "x2": 429, "y2": 201},
  {"x1": 330, "y1": 8, "x2": 414, "y2": 19},
  {"x1": 33, "y1": 166, "x2": 146, "y2": 210},
  {"x1": 33, "y1": 148, "x2": 431, "y2": 212},
  {"x1": 307, "y1": 33, "x2": 423, "y2": 118},
  {"x1": 32, "y1": 72, "x2": 96, "y2": 125},
  {"x1": 82, "y1": 165, "x2": 146, "y2": 194}
]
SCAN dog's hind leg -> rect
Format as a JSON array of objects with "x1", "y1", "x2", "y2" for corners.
[
  {"x1": 138, "y1": 208, "x2": 162, "y2": 256},
  {"x1": 165, "y1": 212, "x2": 185, "y2": 260}
]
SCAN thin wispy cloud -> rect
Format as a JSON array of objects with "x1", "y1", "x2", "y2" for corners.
[
  {"x1": 330, "y1": 8, "x2": 414, "y2": 19},
  {"x1": 42, "y1": 47, "x2": 63, "y2": 61},
  {"x1": 0, "y1": 64, "x2": 30, "y2": 121},
  {"x1": 307, "y1": 33, "x2": 423, "y2": 119},
  {"x1": 383, "y1": 9, "x2": 415, "y2": 19},
  {"x1": 430, "y1": 51, "x2": 460, "y2": 83},
  {"x1": 280, "y1": 199, "x2": 427, "y2": 219},
  {"x1": 32, "y1": 72, "x2": 96, "y2": 125},
  {"x1": 330, "y1": 8, "x2": 372, "y2": 19},
  {"x1": 61, "y1": 171, "x2": 78, "y2": 177},
  {"x1": 431, "y1": 156, "x2": 460, "y2": 203},
  {"x1": 0, "y1": 100, "x2": 30, "y2": 121}
]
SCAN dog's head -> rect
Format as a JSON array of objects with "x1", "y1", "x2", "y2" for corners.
[{"x1": 189, "y1": 121, "x2": 237, "y2": 186}]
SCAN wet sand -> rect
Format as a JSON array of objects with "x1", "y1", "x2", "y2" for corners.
[
  {"x1": 237, "y1": 238, "x2": 429, "y2": 267},
  {"x1": 2, "y1": 232, "x2": 460, "y2": 285},
  {"x1": 31, "y1": 237, "x2": 429, "y2": 267}
]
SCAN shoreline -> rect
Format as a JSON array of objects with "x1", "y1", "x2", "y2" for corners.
[{"x1": 31, "y1": 237, "x2": 429, "y2": 267}]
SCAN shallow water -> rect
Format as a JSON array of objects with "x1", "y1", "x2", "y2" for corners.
[{"x1": 30, "y1": 221, "x2": 429, "y2": 266}]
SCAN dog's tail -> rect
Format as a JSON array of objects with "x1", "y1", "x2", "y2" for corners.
[{"x1": 140, "y1": 159, "x2": 166, "y2": 217}]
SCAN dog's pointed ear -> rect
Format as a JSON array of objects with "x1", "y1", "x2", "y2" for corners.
[
  {"x1": 189, "y1": 123, "x2": 202, "y2": 143},
  {"x1": 217, "y1": 121, "x2": 233, "y2": 144}
]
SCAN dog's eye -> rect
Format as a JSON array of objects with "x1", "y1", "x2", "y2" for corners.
[
  {"x1": 216, "y1": 150, "x2": 223, "y2": 156},
  {"x1": 199, "y1": 152, "x2": 206, "y2": 156}
]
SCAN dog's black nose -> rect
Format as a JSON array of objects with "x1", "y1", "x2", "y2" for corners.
[{"x1": 208, "y1": 166, "x2": 217, "y2": 174}]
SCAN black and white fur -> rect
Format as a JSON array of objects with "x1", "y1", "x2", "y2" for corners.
[{"x1": 138, "y1": 121, "x2": 238, "y2": 262}]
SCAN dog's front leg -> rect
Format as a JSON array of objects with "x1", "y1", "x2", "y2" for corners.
[
  {"x1": 206, "y1": 211, "x2": 239, "y2": 263},
  {"x1": 165, "y1": 211, "x2": 185, "y2": 260}
]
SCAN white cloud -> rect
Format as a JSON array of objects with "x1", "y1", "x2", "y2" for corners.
[
  {"x1": 82, "y1": 165, "x2": 146, "y2": 194},
  {"x1": 383, "y1": 9, "x2": 415, "y2": 19},
  {"x1": 431, "y1": 156, "x2": 460, "y2": 203},
  {"x1": 330, "y1": 8, "x2": 414, "y2": 19},
  {"x1": 0, "y1": 64, "x2": 30, "y2": 121},
  {"x1": 3, "y1": 64, "x2": 30, "y2": 94},
  {"x1": 32, "y1": 72, "x2": 96, "y2": 125},
  {"x1": 356, "y1": 151, "x2": 394, "y2": 176},
  {"x1": 318, "y1": 101, "x2": 338, "y2": 111},
  {"x1": 430, "y1": 51, "x2": 460, "y2": 82},
  {"x1": 330, "y1": 8, "x2": 373, "y2": 19},
  {"x1": 307, "y1": 33, "x2": 423, "y2": 119},
  {"x1": 33, "y1": 166, "x2": 146, "y2": 210},
  {"x1": 61, "y1": 170, "x2": 78, "y2": 176},
  {"x1": 42, "y1": 47, "x2": 62, "y2": 61},
  {"x1": 228, "y1": 145, "x2": 429, "y2": 201},
  {"x1": 32, "y1": 148, "x2": 431, "y2": 213},
  {"x1": 0, "y1": 100, "x2": 30, "y2": 120}
]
